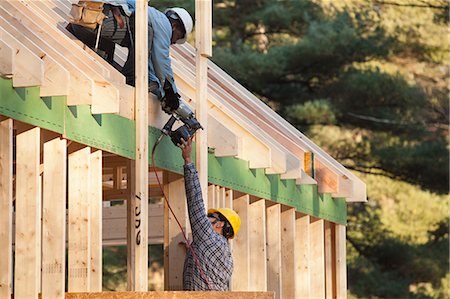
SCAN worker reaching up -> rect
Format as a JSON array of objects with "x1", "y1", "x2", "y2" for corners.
[
  {"x1": 179, "y1": 137, "x2": 242, "y2": 290},
  {"x1": 67, "y1": 0, "x2": 193, "y2": 111}
]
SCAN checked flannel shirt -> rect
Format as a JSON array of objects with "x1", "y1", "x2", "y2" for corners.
[{"x1": 182, "y1": 163, "x2": 233, "y2": 291}]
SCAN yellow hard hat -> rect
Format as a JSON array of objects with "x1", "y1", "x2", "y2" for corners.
[{"x1": 208, "y1": 208, "x2": 241, "y2": 239}]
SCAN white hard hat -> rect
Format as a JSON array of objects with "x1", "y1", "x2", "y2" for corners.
[{"x1": 165, "y1": 7, "x2": 193, "y2": 44}]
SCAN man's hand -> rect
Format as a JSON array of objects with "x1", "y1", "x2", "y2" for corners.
[{"x1": 178, "y1": 137, "x2": 192, "y2": 165}]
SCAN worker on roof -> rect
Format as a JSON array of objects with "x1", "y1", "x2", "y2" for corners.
[
  {"x1": 67, "y1": 0, "x2": 192, "y2": 111},
  {"x1": 179, "y1": 137, "x2": 241, "y2": 291}
]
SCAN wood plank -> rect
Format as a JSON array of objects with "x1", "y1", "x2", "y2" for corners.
[
  {"x1": 325, "y1": 221, "x2": 336, "y2": 299},
  {"x1": 14, "y1": 127, "x2": 41, "y2": 299},
  {"x1": 0, "y1": 26, "x2": 69, "y2": 97},
  {"x1": 281, "y1": 208, "x2": 296, "y2": 299},
  {"x1": 164, "y1": 177, "x2": 190, "y2": 291},
  {"x1": 249, "y1": 199, "x2": 267, "y2": 291},
  {"x1": 335, "y1": 224, "x2": 347, "y2": 299},
  {"x1": 0, "y1": 40, "x2": 14, "y2": 78},
  {"x1": 231, "y1": 194, "x2": 250, "y2": 291},
  {"x1": 266, "y1": 203, "x2": 282, "y2": 299},
  {"x1": 90, "y1": 150, "x2": 103, "y2": 291},
  {"x1": 42, "y1": 137, "x2": 67, "y2": 299},
  {"x1": 68, "y1": 147, "x2": 91, "y2": 292},
  {"x1": 310, "y1": 217, "x2": 325, "y2": 298},
  {"x1": 295, "y1": 214, "x2": 311, "y2": 299},
  {"x1": 0, "y1": 29, "x2": 43, "y2": 88},
  {"x1": 132, "y1": 0, "x2": 149, "y2": 291},
  {"x1": 0, "y1": 119, "x2": 13, "y2": 299},
  {"x1": 64, "y1": 291, "x2": 275, "y2": 299}
]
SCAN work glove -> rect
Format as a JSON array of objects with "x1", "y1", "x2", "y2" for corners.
[{"x1": 161, "y1": 90, "x2": 180, "y2": 114}]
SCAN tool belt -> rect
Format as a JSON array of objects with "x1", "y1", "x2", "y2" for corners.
[{"x1": 69, "y1": 1, "x2": 106, "y2": 29}]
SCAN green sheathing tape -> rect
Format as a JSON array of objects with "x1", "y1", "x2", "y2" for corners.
[
  {"x1": 0, "y1": 79, "x2": 346, "y2": 224},
  {"x1": 208, "y1": 154, "x2": 346, "y2": 224},
  {"x1": 65, "y1": 105, "x2": 135, "y2": 159},
  {"x1": 0, "y1": 78, "x2": 64, "y2": 133}
]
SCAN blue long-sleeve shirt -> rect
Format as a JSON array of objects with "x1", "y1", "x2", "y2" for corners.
[{"x1": 104, "y1": 0, "x2": 177, "y2": 96}]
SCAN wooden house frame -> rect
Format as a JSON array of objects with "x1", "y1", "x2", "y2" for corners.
[{"x1": 0, "y1": 1, "x2": 366, "y2": 298}]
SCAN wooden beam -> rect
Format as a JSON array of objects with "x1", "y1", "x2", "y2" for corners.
[
  {"x1": 0, "y1": 119, "x2": 13, "y2": 299},
  {"x1": 0, "y1": 27, "x2": 43, "y2": 88},
  {"x1": 42, "y1": 137, "x2": 67, "y2": 299},
  {"x1": 266, "y1": 203, "x2": 282, "y2": 299},
  {"x1": 208, "y1": 184, "x2": 215, "y2": 210},
  {"x1": 0, "y1": 26, "x2": 69, "y2": 97},
  {"x1": 90, "y1": 150, "x2": 103, "y2": 291},
  {"x1": 225, "y1": 189, "x2": 233, "y2": 209},
  {"x1": 208, "y1": 115, "x2": 239, "y2": 157},
  {"x1": 231, "y1": 194, "x2": 250, "y2": 291},
  {"x1": 281, "y1": 208, "x2": 296, "y2": 299},
  {"x1": 335, "y1": 224, "x2": 347, "y2": 299},
  {"x1": 0, "y1": 3, "x2": 120, "y2": 114},
  {"x1": 164, "y1": 177, "x2": 189, "y2": 290},
  {"x1": 0, "y1": 12, "x2": 95, "y2": 107},
  {"x1": 0, "y1": 40, "x2": 14, "y2": 78},
  {"x1": 295, "y1": 214, "x2": 311, "y2": 299},
  {"x1": 249, "y1": 199, "x2": 267, "y2": 291},
  {"x1": 68, "y1": 147, "x2": 91, "y2": 292},
  {"x1": 14, "y1": 127, "x2": 41, "y2": 299},
  {"x1": 64, "y1": 291, "x2": 275, "y2": 299},
  {"x1": 310, "y1": 217, "x2": 325, "y2": 298},
  {"x1": 132, "y1": 0, "x2": 149, "y2": 291}
]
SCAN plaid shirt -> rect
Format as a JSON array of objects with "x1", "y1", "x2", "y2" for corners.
[{"x1": 182, "y1": 163, "x2": 233, "y2": 291}]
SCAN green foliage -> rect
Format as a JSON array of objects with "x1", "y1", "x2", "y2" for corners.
[{"x1": 286, "y1": 99, "x2": 337, "y2": 125}]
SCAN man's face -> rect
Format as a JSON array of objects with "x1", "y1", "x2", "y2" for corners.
[
  {"x1": 171, "y1": 27, "x2": 185, "y2": 44},
  {"x1": 208, "y1": 213, "x2": 224, "y2": 234}
]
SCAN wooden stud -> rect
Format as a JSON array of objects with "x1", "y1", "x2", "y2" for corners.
[
  {"x1": 0, "y1": 119, "x2": 13, "y2": 299},
  {"x1": 164, "y1": 177, "x2": 190, "y2": 291},
  {"x1": 309, "y1": 217, "x2": 326, "y2": 298},
  {"x1": 132, "y1": 0, "x2": 149, "y2": 291},
  {"x1": 207, "y1": 184, "x2": 215, "y2": 211},
  {"x1": 68, "y1": 147, "x2": 91, "y2": 292},
  {"x1": 90, "y1": 150, "x2": 103, "y2": 291},
  {"x1": 127, "y1": 160, "x2": 136, "y2": 290},
  {"x1": 14, "y1": 127, "x2": 41, "y2": 299},
  {"x1": 325, "y1": 221, "x2": 337, "y2": 298},
  {"x1": 249, "y1": 199, "x2": 267, "y2": 291},
  {"x1": 225, "y1": 189, "x2": 233, "y2": 209},
  {"x1": 42, "y1": 137, "x2": 67, "y2": 299},
  {"x1": 281, "y1": 208, "x2": 296, "y2": 299},
  {"x1": 295, "y1": 214, "x2": 311, "y2": 299},
  {"x1": 231, "y1": 194, "x2": 250, "y2": 291},
  {"x1": 335, "y1": 224, "x2": 347, "y2": 299},
  {"x1": 266, "y1": 203, "x2": 282, "y2": 299}
]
